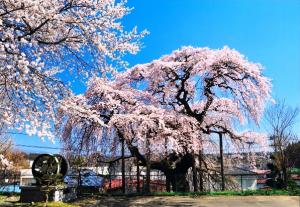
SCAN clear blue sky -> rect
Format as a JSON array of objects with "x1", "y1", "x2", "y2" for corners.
[{"x1": 12, "y1": 0, "x2": 300, "y2": 153}]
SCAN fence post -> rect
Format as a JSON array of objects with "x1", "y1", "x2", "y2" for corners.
[
  {"x1": 78, "y1": 170, "x2": 82, "y2": 196},
  {"x1": 13, "y1": 174, "x2": 16, "y2": 193},
  {"x1": 142, "y1": 175, "x2": 145, "y2": 193},
  {"x1": 109, "y1": 163, "x2": 112, "y2": 191},
  {"x1": 240, "y1": 175, "x2": 243, "y2": 192},
  {"x1": 136, "y1": 158, "x2": 140, "y2": 193}
]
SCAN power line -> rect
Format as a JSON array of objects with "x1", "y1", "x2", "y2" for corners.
[
  {"x1": 2, "y1": 131, "x2": 29, "y2": 136},
  {"x1": 12, "y1": 144, "x2": 91, "y2": 153},
  {"x1": 13, "y1": 144, "x2": 62, "y2": 150}
]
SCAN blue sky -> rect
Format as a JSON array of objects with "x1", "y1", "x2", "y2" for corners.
[{"x1": 12, "y1": 0, "x2": 300, "y2": 153}]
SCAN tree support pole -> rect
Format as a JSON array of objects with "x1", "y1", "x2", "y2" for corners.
[
  {"x1": 121, "y1": 138, "x2": 126, "y2": 194},
  {"x1": 145, "y1": 138, "x2": 151, "y2": 193},
  {"x1": 192, "y1": 154, "x2": 198, "y2": 192},
  {"x1": 136, "y1": 158, "x2": 140, "y2": 193},
  {"x1": 219, "y1": 133, "x2": 225, "y2": 191},
  {"x1": 198, "y1": 151, "x2": 204, "y2": 192}
]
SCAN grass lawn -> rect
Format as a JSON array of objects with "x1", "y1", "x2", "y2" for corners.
[{"x1": 0, "y1": 194, "x2": 79, "y2": 207}]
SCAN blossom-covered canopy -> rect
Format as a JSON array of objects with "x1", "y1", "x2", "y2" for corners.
[{"x1": 59, "y1": 46, "x2": 272, "y2": 158}]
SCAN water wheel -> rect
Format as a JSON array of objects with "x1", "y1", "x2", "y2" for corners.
[{"x1": 32, "y1": 154, "x2": 68, "y2": 186}]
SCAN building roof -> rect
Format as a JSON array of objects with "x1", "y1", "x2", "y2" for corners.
[
  {"x1": 224, "y1": 166, "x2": 257, "y2": 176},
  {"x1": 257, "y1": 179, "x2": 267, "y2": 184},
  {"x1": 254, "y1": 169, "x2": 271, "y2": 175}
]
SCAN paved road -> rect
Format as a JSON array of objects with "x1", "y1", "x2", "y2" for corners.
[{"x1": 92, "y1": 196, "x2": 300, "y2": 207}]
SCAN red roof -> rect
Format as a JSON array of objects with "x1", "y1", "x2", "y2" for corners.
[
  {"x1": 257, "y1": 179, "x2": 267, "y2": 184},
  {"x1": 257, "y1": 174, "x2": 300, "y2": 185},
  {"x1": 291, "y1": 174, "x2": 300, "y2": 180},
  {"x1": 103, "y1": 179, "x2": 166, "y2": 190},
  {"x1": 255, "y1": 170, "x2": 271, "y2": 175}
]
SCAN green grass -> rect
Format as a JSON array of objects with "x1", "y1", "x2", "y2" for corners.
[
  {"x1": 0, "y1": 192, "x2": 20, "y2": 196},
  {"x1": 11, "y1": 202, "x2": 79, "y2": 207},
  {"x1": 290, "y1": 168, "x2": 300, "y2": 174},
  {"x1": 0, "y1": 194, "x2": 79, "y2": 207},
  {"x1": 81, "y1": 188, "x2": 300, "y2": 197},
  {"x1": 150, "y1": 189, "x2": 300, "y2": 197}
]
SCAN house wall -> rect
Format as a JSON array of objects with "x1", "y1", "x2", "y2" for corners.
[
  {"x1": 20, "y1": 169, "x2": 36, "y2": 186},
  {"x1": 257, "y1": 183, "x2": 266, "y2": 189},
  {"x1": 235, "y1": 176, "x2": 257, "y2": 190}
]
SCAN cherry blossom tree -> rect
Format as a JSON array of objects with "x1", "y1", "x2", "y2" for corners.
[
  {"x1": 0, "y1": 135, "x2": 13, "y2": 189},
  {"x1": 0, "y1": 137, "x2": 12, "y2": 170},
  {"x1": 58, "y1": 46, "x2": 272, "y2": 191},
  {"x1": 0, "y1": 0, "x2": 147, "y2": 140}
]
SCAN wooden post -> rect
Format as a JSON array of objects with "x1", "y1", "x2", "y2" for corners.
[
  {"x1": 219, "y1": 133, "x2": 225, "y2": 191},
  {"x1": 207, "y1": 174, "x2": 210, "y2": 192},
  {"x1": 13, "y1": 174, "x2": 16, "y2": 193},
  {"x1": 240, "y1": 175, "x2": 243, "y2": 192},
  {"x1": 136, "y1": 158, "x2": 140, "y2": 193},
  {"x1": 198, "y1": 151, "x2": 204, "y2": 192},
  {"x1": 145, "y1": 138, "x2": 151, "y2": 193},
  {"x1": 145, "y1": 160, "x2": 151, "y2": 193},
  {"x1": 121, "y1": 138, "x2": 126, "y2": 194},
  {"x1": 109, "y1": 163, "x2": 112, "y2": 190},
  {"x1": 192, "y1": 154, "x2": 198, "y2": 192}
]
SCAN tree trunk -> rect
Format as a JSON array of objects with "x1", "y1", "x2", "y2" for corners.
[
  {"x1": 126, "y1": 142, "x2": 194, "y2": 192},
  {"x1": 163, "y1": 168, "x2": 191, "y2": 192},
  {"x1": 170, "y1": 153, "x2": 193, "y2": 192},
  {"x1": 282, "y1": 165, "x2": 288, "y2": 189},
  {"x1": 166, "y1": 176, "x2": 171, "y2": 192},
  {"x1": 199, "y1": 169, "x2": 204, "y2": 192},
  {"x1": 198, "y1": 151, "x2": 204, "y2": 192},
  {"x1": 171, "y1": 173, "x2": 189, "y2": 192}
]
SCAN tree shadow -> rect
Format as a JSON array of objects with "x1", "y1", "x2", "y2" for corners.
[{"x1": 92, "y1": 196, "x2": 205, "y2": 207}]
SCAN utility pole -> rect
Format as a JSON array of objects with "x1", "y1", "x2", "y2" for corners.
[{"x1": 219, "y1": 133, "x2": 225, "y2": 191}]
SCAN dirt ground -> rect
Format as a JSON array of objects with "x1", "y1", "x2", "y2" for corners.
[
  {"x1": 1, "y1": 195, "x2": 299, "y2": 207},
  {"x1": 73, "y1": 195, "x2": 300, "y2": 207}
]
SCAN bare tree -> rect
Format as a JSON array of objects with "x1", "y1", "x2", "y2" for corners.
[{"x1": 265, "y1": 100, "x2": 299, "y2": 188}]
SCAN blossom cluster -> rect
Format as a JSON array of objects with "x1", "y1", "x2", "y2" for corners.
[
  {"x1": 0, "y1": 154, "x2": 12, "y2": 169},
  {"x1": 0, "y1": 0, "x2": 147, "y2": 140}
]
